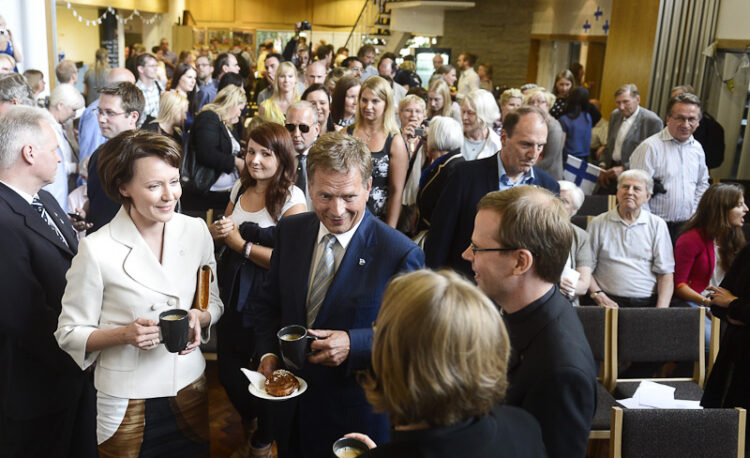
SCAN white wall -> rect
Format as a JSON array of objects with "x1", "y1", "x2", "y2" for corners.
[
  {"x1": 532, "y1": 0, "x2": 612, "y2": 36},
  {"x1": 716, "y1": 0, "x2": 750, "y2": 40},
  {"x1": 0, "y1": 0, "x2": 51, "y2": 92}
]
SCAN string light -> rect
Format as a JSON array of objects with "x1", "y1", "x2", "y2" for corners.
[{"x1": 64, "y1": 3, "x2": 162, "y2": 27}]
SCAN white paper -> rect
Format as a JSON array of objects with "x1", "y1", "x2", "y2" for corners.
[{"x1": 616, "y1": 381, "x2": 704, "y2": 410}]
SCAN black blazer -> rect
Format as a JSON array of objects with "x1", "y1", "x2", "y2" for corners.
[
  {"x1": 504, "y1": 287, "x2": 597, "y2": 458},
  {"x1": 424, "y1": 154, "x2": 560, "y2": 277},
  {"x1": 254, "y1": 210, "x2": 424, "y2": 457},
  {"x1": 192, "y1": 109, "x2": 237, "y2": 177},
  {"x1": 0, "y1": 185, "x2": 86, "y2": 420},
  {"x1": 362, "y1": 405, "x2": 547, "y2": 458},
  {"x1": 416, "y1": 148, "x2": 464, "y2": 232}
]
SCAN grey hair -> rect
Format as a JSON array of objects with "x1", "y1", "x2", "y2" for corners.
[
  {"x1": 288, "y1": 100, "x2": 318, "y2": 123},
  {"x1": 614, "y1": 83, "x2": 640, "y2": 98},
  {"x1": 49, "y1": 83, "x2": 85, "y2": 111},
  {"x1": 557, "y1": 180, "x2": 585, "y2": 215},
  {"x1": 0, "y1": 73, "x2": 35, "y2": 105},
  {"x1": 461, "y1": 89, "x2": 500, "y2": 129},
  {"x1": 427, "y1": 116, "x2": 463, "y2": 152},
  {"x1": 0, "y1": 106, "x2": 57, "y2": 169},
  {"x1": 618, "y1": 169, "x2": 654, "y2": 195}
]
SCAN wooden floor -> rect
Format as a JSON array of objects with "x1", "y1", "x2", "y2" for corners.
[{"x1": 207, "y1": 360, "x2": 278, "y2": 458}]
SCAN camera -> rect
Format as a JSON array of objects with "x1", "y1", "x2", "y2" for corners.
[
  {"x1": 299, "y1": 21, "x2": 312, "y2": 31},
  {"x1": 414, "y1": 127, "x2": 425, "y2": 137}
]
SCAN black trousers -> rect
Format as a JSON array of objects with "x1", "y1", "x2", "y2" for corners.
[
  {"x1": 216, "y1": 304, "x2": 274, "y2": 445},
  {"x1": 0, "y1": 372, "x2": 97, "y2": 458}
]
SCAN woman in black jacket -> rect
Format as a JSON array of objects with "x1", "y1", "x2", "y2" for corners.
[{"x1": 183, "y1": 85, "x2": 246, "y2": 214}]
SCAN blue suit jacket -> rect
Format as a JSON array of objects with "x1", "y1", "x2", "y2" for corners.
[
  {"x1": 425, "y1": 154, "x2": 560, "y2": 277},
  {"x1": 255, "y1": 210, "x2": 424, "y2": 457}
]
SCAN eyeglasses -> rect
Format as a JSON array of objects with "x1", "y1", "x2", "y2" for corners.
[
  {"x1": 469, "y1": 243, "x2": 524, "y2": 255},
  {"x1": 285, "y1": 123, "x2": 311, "y2": 134},
  {"x1": 96, "y1": 108, "x2": 129, "y2": 119},
  {"x1": 669, "y1": 115, "x2": 700, "y2": 126}
]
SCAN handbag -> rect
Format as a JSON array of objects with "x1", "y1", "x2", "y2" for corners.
[{"x1": 180, "y1": 131, "x2": 218, "y2": 195}]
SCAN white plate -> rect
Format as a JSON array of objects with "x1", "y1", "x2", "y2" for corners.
[{"x1": 241, "y1": 368, "x2": 307, "y2": 401}]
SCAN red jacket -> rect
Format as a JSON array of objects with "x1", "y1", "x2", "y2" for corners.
[{"x1": 674, "y1": 228, "x2": 715, "y2": 294}]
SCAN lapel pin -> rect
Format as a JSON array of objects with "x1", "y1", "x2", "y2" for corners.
[
  {"x1": 359, "y1": 258, "x2": 366, "y2": 266},
  {"x1": 180, "y1": 249, "x2": 185, "y2": 256}
]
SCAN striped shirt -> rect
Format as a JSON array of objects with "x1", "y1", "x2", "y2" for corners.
[{"x1": 629, "y1": 128, "x2": 709, "y2": 222}]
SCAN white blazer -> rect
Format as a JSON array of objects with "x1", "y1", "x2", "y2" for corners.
[{"x1": 55, "y1": 208, "x2": 223, "y2": 399}]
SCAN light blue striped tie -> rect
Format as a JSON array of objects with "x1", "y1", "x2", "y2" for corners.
[
  {"x1": 307, "y1": 234, "x2": 337, "y2": 327},
  {"x1": 31, "y1": 197, "x2": 68, "y2": 247}
]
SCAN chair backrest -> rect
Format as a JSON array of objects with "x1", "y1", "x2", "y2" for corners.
[
  {"x1": 610, "y1": 406, "x2": 746, "y2": 458},
  {"x1": 613, "y1": 307, "x2": 705, "y2": 386},
  {"x1": 707, "y1": 313, "x2": 722, "y2": 379},
  {"x1": 571, "y1": 214, "x2": 589, "y2": 230},
  {"x1": 578, "y1": 194, "x2": 611, "y2": 216}
]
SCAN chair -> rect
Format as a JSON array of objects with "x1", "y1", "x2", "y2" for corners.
[
  {"x1": 610, "y1": 406, "x2": 746, "y2": 458},
  {"x1": 576, "y1": 306, "x2": 617, "y2": 439},
  {"x1": 610, "y1": 307, "x2": 706, "y2": 401},
  {"x1": 571, "y1": 215, "x2": 594, "y2": 230},
  {"x1": 707, "y1": 312, "x2": 722, "y2": 379},
  {"x1": 578, "y1": 194, "x2": 615, "y2": 216}
]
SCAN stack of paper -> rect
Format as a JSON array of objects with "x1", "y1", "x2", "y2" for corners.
[{"x1": 616, "y1": 381, "x2": 703, "y2": 409}]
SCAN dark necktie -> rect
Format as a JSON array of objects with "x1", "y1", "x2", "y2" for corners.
[
  {"x1": 32, "y1": 197, "x2": 68, "y2": 247},
  {"x1": 296, "y1": 153, "x2": 307, "y2": 193}
]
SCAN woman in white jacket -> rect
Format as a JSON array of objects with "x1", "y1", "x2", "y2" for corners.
[{"x1": 56, "y1": 130, "x2": 223, "y2": 456}]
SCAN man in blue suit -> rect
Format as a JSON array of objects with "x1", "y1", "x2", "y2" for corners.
[
  {"x1": 254, "y1": 131, "x2": 425, "y2": 458},
  {"x1": 425, "y1": 106, "x2": 560, "y2": 278}
]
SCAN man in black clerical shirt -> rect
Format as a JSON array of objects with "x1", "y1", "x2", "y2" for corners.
[{"x1": 462, "y1": 186, "x2": 597, "y2": 458}]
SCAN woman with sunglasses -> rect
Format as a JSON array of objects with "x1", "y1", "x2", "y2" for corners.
[
  {"x1": 348, "y1": 76, "x2": 409, "y2": 228},
  {"x1": 208, "y1": 122, "x2": 306, "y2": 457}
]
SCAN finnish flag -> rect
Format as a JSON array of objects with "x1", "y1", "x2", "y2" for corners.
[{"x1": 563, "y1": 156, "x2": 603, "y2": 195}]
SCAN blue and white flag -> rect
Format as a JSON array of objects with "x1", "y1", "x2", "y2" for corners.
[{"x1": 563, "y1": 156, "x2": 602, "y2": 195}]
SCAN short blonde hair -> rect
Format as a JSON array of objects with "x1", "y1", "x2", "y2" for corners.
[
  {"x1": 398, "y1": 94, "x2": 426, "y2": 113},
  {"x1": 523, "y1": 87, "x2": 555, "y2": 108},
  {"x1": 363, "y1": 269, "x2": 510, "y2": 427},
  {"x1": 427, "y1": 78, "x2": 453, "y2": 118},
  {"x1": 499, "y1": 88, "x2": 522, "y2": 106},
  {"x1": 155, "y1": 90, "x2": 189, "y2": 127},
  {"x1": 354, "y1": 76, "x2": 399, "y2": 135},
  {"x1": 307, "y1": 131, "x2": 372, "y2": 187},
  {"x1": 201, "y1": 84, "x2": 246, "y2": 124}
]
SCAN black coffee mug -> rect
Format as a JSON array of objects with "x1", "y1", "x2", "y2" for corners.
[
  {"x1": 159, "y1": 309, "x2": 189, "y2": 353},
  {"x1": 332, "y1": 437, "x2": 369, "y2": 457},
  {"x1": 277, "y1": 324, "x2": 319, "y2": 370}
]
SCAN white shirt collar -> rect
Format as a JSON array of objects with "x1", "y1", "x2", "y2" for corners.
[
  {"x1": 0, "y1": 179, "x2": 34, "y2": 204},
  {"x1": 624, "y1": 105, "x2": 640, "y2": 121},
  {"x1": 316, "y1": 212, "x2": 366, "y2": 250}
]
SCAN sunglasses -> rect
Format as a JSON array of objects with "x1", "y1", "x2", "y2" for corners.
[{"x1": 285, "y1": 123, "x2": 311, "y2": 134}]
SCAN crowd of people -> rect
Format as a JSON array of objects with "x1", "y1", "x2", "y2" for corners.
[{"x1": 1, "y1": 22, "x2": 749, "y2": 458}]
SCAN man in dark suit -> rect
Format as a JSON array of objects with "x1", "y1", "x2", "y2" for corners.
[
  {"x1": 597, "y1": 83, "x2": 663, "y2": 190},
  {"x1": 0, "y1": 106, "x2": 97, "y2": 457},
  {"x1": 255, "y1": 131, "x2": 424, "y2": 458},
  {"x1": 462, "y1": 186, "x2": 597, "y2": 458},
  {"x1": 425, "y1": 106, "x2": 560, "y2": 278}
]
